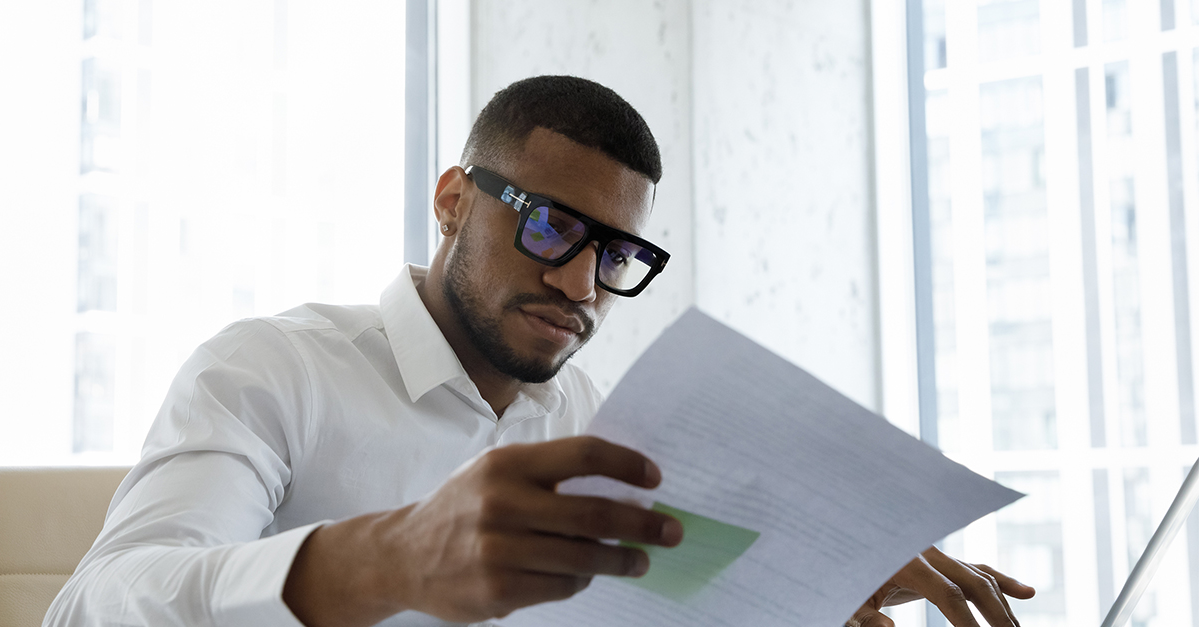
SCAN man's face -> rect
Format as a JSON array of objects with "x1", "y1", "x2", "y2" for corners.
[{"x1": 443, "y1": 128, "x2": 656, "y2": 383}]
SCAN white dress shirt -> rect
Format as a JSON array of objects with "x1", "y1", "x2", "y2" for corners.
[{"x1": 44, "y1": 264, "x2": 605, "y2": 627}]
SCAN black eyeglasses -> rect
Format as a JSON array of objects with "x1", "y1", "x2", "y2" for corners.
[{"x1": 465, "y1": 165, "x2": 669, "y2": 297}]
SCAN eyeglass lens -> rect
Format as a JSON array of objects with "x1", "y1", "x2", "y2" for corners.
[{"x1": 520, "y1": 204, "x2": 657, "y2": 292}]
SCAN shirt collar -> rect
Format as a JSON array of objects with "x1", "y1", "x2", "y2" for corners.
[
  {"x1": 380, "y1": 264, "x2": 470, "y2": 404},
  {"x1": 379, "y1": 264, "x2": 565, "y2": 418}
]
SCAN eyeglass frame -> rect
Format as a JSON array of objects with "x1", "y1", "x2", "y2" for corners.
[{"x1": 464, "y1": 165, "x2": 670, "y2": 297}]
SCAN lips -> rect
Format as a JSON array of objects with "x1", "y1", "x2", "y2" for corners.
[{"x1": 519, "y1": 305, "x2": 585, "y2": 335}]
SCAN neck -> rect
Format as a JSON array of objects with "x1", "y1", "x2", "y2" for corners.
[{"x1": 416, "y1": 265, "x2": 522, "y2": 417}]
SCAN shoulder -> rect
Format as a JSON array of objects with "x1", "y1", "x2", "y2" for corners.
[
  {"x1": 260, "y1": 302, "x2": 382, "y2": 340},
  {"x1": 203, "y1": 303, "x2": 382, "y2": 357},
  {"x1": 175, "y1": 304, "x2": 381, "y2": 394}
]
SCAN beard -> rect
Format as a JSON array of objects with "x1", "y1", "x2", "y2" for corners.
[{"x1": 442, "y1": 220, "x2": 597, "y2": 384}]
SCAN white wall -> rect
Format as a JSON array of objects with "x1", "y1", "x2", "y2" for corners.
[
  {"x1": 470, "y1": 0, "x2": 696, "y2": 394},
  {"x1": 691, "y1": 0, "x2": 880, "y2": 410},
  {"x1": 468, "y1": 0, "x2": 880, "y2": 410}
]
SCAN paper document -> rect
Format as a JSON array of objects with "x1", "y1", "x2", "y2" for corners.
[{"x1": 499, "y1": 308, "x2": 1022, "y2": 627}]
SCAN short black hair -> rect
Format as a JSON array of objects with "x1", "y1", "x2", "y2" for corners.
[{"x1": 461, "y1": 75, "x2": 662, "y2": 184}]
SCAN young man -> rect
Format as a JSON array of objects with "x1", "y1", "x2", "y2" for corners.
[{"x1": 46, "y1": 76, "x2": 1032, "y2": 627}]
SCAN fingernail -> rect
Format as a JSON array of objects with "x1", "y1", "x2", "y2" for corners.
[
  {"x1": 644, "y1": 459, "x2": 662, "y2": 487},
  {"x1": 630, "y1": 551, "x2": 650, "y2": 577},
  {"x1": 661, "y1": 517, "x2": 683, "y2": 546}
]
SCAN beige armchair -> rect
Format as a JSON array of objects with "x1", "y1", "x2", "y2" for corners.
[{"x1": 0, "y1": 466, "x2": 130, "y2": 627}]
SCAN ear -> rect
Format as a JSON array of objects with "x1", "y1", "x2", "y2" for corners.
[{"x1": 433, "y1": 166, "x2": 471, "y2": 236}]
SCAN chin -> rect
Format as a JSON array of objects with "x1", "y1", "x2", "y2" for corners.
[{"x1": 500, "y1": 343, "x2": 581, "y2": 384}]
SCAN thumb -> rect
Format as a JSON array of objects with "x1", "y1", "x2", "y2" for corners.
[{"x1": 847, "y1": 602, "x2": 896, "y2": 627}]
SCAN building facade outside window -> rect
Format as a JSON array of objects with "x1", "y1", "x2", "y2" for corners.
[
  {"x1": 1, "y1": 0, "x2": 407, "y2": 466},
  {"x1": 915, "y1": 0, "x2": 1198, "y2": 625}
]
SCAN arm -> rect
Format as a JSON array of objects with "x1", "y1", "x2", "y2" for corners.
[
  {"x1": 45, "y1": 320, "x2": 316, "y2": 626},
  {"x1": 282, "y1": 436, "x2": 684, "y2": 626},
  {"x1": 847, "y1": 546, "x2": 1036, "y2": 627},
  {"x1": 46, "y1": 454, "x2": 320, "y2": 626}
]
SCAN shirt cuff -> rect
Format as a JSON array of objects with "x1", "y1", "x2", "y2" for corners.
[{"x1": 211, "y1": 521, "x2": 327, "y2": 626}]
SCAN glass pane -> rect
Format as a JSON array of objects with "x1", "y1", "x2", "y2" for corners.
[
  {"x1": 919, "y1": 6, "x2": 1200, "y2": 627},
  {"x1": 84, "y1": 0, "x2": 122, "y2": 40},
  {"x1": 1121, "y1": 468, "x2": 1159, "y2": 627},
  {"x1": 980, "y1": 76, "x2": 1057, "y2": 450},
  {"x1": 599, "y1": 240, "x2": 654, "y2": 291},
  {"x1": 996, "y1": 471, "x2": 1067, "y2": 623},
  {"x1": 978, "y1": 0, "x2": 1041, "y2": 62},
  {"x1": 1103, "y1": 0, "x2": 1130, "y2": 41},
  {"x1": 80, "y1": 57, "x2": 122, "y2": 174},
  {"x1": 1093, "y1": 469, "x2": 1117, "y2": 611},
  {"x1": 926, "y1": 0, "x2": 948, "y2": 71},
  {"x1": 522, "y1": 206, "x2": 585, "y2": 259},
  {"x1": 927, "y1": 90, "x2": 962, "y2": 451},
  {"x1": 1105, "y1": 61, "x2": 1148, "y2": 448},
  {"x1": 1, "y1": 0, "x2": 408, "y2": 466},
  {"x1": 73, "y1": 332, "x2": 115, "y2": 453},
  {"x1": 1185, "y1": 47, "x2": 1195, "y2": 125},
  {"x1": 1112, "y1": 466, "x2": 1198, "y2": 627},
  {"x1": 77, "y1": 195, "x2": 119, "y2": 313}
]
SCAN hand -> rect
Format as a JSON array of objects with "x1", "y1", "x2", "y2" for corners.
[
  {"x1": 846, "y1": 546, "x2": 1036, "y2": 627},
  {"x1": 283, "y1": 436, "x2": 684, "y2": 627}
]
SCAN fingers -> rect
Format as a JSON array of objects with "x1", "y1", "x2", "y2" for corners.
[
  {"x1": 972, "y1": 562, "x2": 1035, "y2": 627},
  {"x1": 891, "y1": 554, "x2": 982, "y2": 627},
  {"x1": 976, "y1": 563, "x2": 1036, "y2": 599},
  {"x1": 391, "y1": 437, "x2": 669, "y2": 622},
  {"x1": 475, "y1": 570, "x2": 590, "y2": 619},
  {"x1": 498, "y1": 436, "x2": 661, "y2": 489},
  {"x1": 506, "y1": 490, "x2": 683, "y2": 547},
  {"x1": 470, "y1": 438, "x2": 682, "y2": 548},
  {"x1": 965, "y1": 562, "x2": 1017, "y2": 627},
  {"x1": 923, "y1": 550, "x2": 1020, "y2": 627},
  {"x1": 481, "y1": 531, "x2": 651, "y2": 578},
  {"x1": 847, "y1": 602, "x2": 896, "y2": 627}
]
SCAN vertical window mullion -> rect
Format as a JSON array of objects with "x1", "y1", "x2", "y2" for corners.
[
  {"x1": 404, "y1": 0, "x2": 434, "y2": 267},
  {"x1": 906, "y1": 0, "x2": 939, "y2": 454}
]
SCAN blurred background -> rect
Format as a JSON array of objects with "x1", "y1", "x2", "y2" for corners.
[{"x1": 0, "y1": 1, "x2": 1196, "y2": 626}]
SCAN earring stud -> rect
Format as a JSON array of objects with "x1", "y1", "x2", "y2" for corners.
[{"x1": 441, "y1": 224, "x2": 450, "y2": 233}]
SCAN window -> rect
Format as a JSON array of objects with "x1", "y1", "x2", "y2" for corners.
[
  {"x1": 73, "y1": 332, "x2": 116, "y2": 454},
  {"x1": 1, "y1": 0, "x2": 408, "y2": 466},
  {"x1": 906, "y1": 1, "x2": 1199, "y2": 625}
]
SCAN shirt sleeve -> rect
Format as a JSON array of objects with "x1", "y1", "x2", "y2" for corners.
[{"x1": 44, "y1": 319, "x2": 322, "y2": 627}]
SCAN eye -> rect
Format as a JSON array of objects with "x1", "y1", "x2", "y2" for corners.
[
  {"x1": 547, "y1": 214, "x2": 572, "y2": 232},
  {"x1": 606, "y1": 248, "x2": 629, "y2": 266}
]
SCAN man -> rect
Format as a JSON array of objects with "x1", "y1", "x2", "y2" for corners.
[{"x1": 46, "y1": 76, "x2": 1033, "y2": 627}]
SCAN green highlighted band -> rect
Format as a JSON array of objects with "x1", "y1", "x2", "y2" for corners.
[{"x1": 619, "y1": 502, "x2": 761, "y2": 601}]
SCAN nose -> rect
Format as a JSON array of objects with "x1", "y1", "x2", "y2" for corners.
[{"x1": 542, "y1": 243, "x2": 598, "y2": 303}]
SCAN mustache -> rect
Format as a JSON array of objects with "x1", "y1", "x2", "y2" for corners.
[{"x1": 505, "y1": 293, "x2": 596, "y2": 338}]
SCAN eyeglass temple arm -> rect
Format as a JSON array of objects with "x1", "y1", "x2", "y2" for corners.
[{"x1": 467, "y1": 166, "x2": 528, "y2": 212}]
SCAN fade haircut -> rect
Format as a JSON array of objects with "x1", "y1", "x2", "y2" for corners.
[{"x1": 461, "y1": 75, "x2": 662, "y2": 184}]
